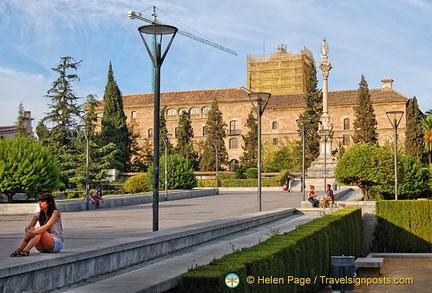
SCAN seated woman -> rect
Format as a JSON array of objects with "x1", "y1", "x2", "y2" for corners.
[
  {"x1": 10, "y1": 193, "x2": 64, "y2": 257},
  {"x1": 307, "y1": 185, "x2": 320, "y2": 208},
  {"x1": 321, "y1": 184, "x2": 334, "y2": 208}
]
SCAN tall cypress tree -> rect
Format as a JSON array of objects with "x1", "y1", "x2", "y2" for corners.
[
  {"x1": 100, "y1": 62, "x2": 129, "y2": 171},
  {"x1": 199, "y1": 99, "x2": 228, "y2": 171},
  {"x1": 240, "y1": 109, "x2": 258, "y2": 169},
  {"x1": 405, "y1": 97, "x2": 426, "y2": 163},
  {"x1": 15, "y1": 102, "x2": 28, "y2": 137},
  {"x1": 159, "y1": 105, "x2": 172, "y2": 155},
  {"x1": 176, "y1": 110, "x2": 197, "y2": 168},
  {"x1": 37, "y1": 56, "x2": 82, "y2": 184},
  {"x1": 298, "y1": 61, "x2": 322, "y2": 166},
  {"x1": 352, "y1": 75, "x2": 378, "y2": 145}
]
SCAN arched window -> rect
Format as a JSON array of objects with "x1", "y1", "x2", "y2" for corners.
[
  {"x1": 229, "y1": 159, "x2": 239, "y2": 171},
  {"x1": 167, "y1": 109, "x2": 176, "y2": 116},
  {"x1": 229, "y1": 138, "x2": 238, "y2": 149},
  {"x1": 343, "y1": 118, "x2": 350, "y2": 130},
  {"x1": 229, "y1": 120, "x2": 239, "y2": 135},
  {"x1": 190, "y1": 107, "x2": 200, "y2": 115},
  {"x1": 203, "y1": 126, "x2": 208, "y2": 136},
  {"x1": 202, "y1": 106, "x2": 211, "y2": 114},
  {"x1": 273, "y1": 138, "x2": 279, "y2": 145},
  {"x1": 179, "y1": 108, "x2": 188, "y2": 115},
  {"x1": 148, "y1": 128, "x2": 154, "y2": 138},
  {"x1": 272, "y1": 121, "x2": 278, "y2": 129}
]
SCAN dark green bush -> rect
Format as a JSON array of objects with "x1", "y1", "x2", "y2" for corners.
[
  {"x1": 246, "y1": 168, "x2": 258, "y2": 179},
  {"x1": 121, "y1": 173, "x2": 150, "y2": 194},
  {"x1": 235, "y1": 167, "x2": 245, "y2": 179}
]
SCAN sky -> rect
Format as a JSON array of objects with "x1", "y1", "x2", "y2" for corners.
[{"x1": 1, "y1": 0, "x2": 431, "y2": 127}]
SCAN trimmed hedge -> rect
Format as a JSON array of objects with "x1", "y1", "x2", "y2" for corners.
[
  {"x1": 375, "y1": 200, "x2": 432, "y2": 252},
  {"x1": 197, "y1": 179, "x2": 281, "y2": 188},
  {"x1": 179, "y1": 207, "x2": 362, "y2": 293}
]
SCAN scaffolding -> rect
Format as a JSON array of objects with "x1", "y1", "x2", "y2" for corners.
[{"x1": 246, "y1": 45, "x2": 315, "y2": 94}]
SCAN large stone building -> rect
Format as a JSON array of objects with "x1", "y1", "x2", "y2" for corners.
[{"x1": 117, "y1": 78, "x2": 407, "y2": 170}]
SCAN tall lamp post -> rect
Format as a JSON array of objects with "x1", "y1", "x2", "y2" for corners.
[
  {"x1": 163, "y1": 133, "x2": 172, "y2": 201},
  {"x1": 319, "y1": 129, "x2": 332, "y2": 191},
  {"x1": 386, "y1": 111, "x2": 404, "y2": 200},
  {"x1": 213, "y1": 139, "x2": 222, "y2": 195},
  {"x1": 137, "y1": 23, "x2": 178, "y2": 231},
  {"x1": 248, "y1": 92, "x2": 271, "y2": 212},
  {"x1": 297, "y1": 119, "x2": 310, "y2": 201},
  {"x1": 77, "y1": 124, "x2": 93, "y2": 210}
]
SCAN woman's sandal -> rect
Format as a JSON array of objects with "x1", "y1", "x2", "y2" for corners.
[
  {"x1": 16, "y1": 250, "x2": 30, "y2": 257},
  {"x1": 10, "y1": 249, "x2": 23, "y2": 257}
]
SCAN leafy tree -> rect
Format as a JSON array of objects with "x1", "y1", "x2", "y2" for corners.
[
  {"x1": 127, "y1": 119, "x2": 148, "y2": 172},
  {"x1": 240, "y1": 109, "x2": 258, "y2": 169},
  {"x1": 121, "y1": 173, "x2": 150, "y2": 194},
  {"x1": 100, "y1": 62, "x2": 129, "y2": 171},
  {"x1": 199, "y1": 99, "x2": 228, "y2": 171},
  {"x1": 37, "y1": 56, "x2": 82, "y2": 184},
  {"x1": 352, "y1": 75, "x2": 378, "y2": 145},
  {"x1": 298, "y1": 61, "x2": 322, "y2": 166},
  {"x1": 335, "y1": 143, "x2": 395, "y2": 200},
  {"x1": 147, "y1": 154, "x2": 197, "y2": 190},
  {"x1": 176, "y1": 110, "x2": 197, "y2": 168},
  {"x1": 15, "y1": 102, "x2": 29, "y2": 137},
  {"x1": 0, "y1": 136, "x2": 60, "y2": 202},
  {"x1": 262, "y1": 138, "x2": 302, "y2": 172},
  {"x1": 376, "y1": 155, "x2": 430, "y2": 200},
  {"x1": 421, "y1": 115, "x2": 432, "y2": 164},
  {"x1": 405, "y1": 97, "x2": 426, "y2": 164},
  {"x1": 159, "y1": 105, "x2": 173, "y2": 155}
]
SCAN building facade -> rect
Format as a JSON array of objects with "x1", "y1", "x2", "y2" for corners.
[{"x1": 110, "y1": 79, "x2": 407, "y2": 170}]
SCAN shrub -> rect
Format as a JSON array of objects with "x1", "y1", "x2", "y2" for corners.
[
  {"x1": 235, "y1": 167, "x2": 245, "y2": 179},
  {"x1": 246, "y1": 167, "x2": 258, "y2": 179},
  {"x1": 276, "y1": 169, "x2": 291, "y2": 185},
  {"x1": 121, "y1": 173, "x2": 150, "y2": 194}
]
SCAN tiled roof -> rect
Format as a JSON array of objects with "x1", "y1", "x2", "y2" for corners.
[
  {"x1": 120, "y1": 86, "x2": 408, "y2": 108},
  {"x1": 0, "y1": 126, "x2": 16, "y2": 135}
]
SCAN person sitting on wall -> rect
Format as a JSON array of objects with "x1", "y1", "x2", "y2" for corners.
[
  {"x1": 91, "y1": 187, "x2": 103, "y2": 209},
  {"x1": 321, "y1": 184, "x2": 334, "y2": 208},
  {"x1": 307, "y1": 185, "x2": 320, "y2": 208}
]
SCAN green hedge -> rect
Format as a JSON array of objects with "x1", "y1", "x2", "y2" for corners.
[
  {"x1": 197, "y1": 179, "x2": 281, "y2": 188},
  {"x1": 375, "y1": 200, "x2": 432, "y2": 252},
  {"x1": 179, "y1": 207, "x2": 362, "y2": 293}
]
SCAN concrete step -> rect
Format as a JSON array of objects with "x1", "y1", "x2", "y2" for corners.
[
  {"x1": 1, "y1": 207, "x2": 311, "y2": 293},
  {"x1": 57, "y1": 212, "x2": 321, "y2": 293}
]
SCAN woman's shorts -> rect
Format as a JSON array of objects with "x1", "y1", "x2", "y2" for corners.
[{"x1": 43, "y1": 237, "x2": 63, "y2": 253}]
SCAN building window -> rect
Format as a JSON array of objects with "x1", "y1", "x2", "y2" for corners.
[
  {"x1": 229, "y1": 159, "x2": 239, "y2": 171},
  {"x1": 343, "y1": 118, "x2": 350, "y2": 130},
  {"x1": 203, "y1": 126, "x2": 208, "y2": 136},
  {"x1": 273, "y1": 138, "x2": 279, "y2": 145},
  {"x1": 148, "y1": 128, "x2": 154, "y2": 138},
  {"x1": 179, "y1": 108, "x2": 188, "y2": 115},
  {"x1": 272, "y1": 121, "x2": 278, "y2": 129},
  {"x1": 229, "y1": 138, "x2": 238, "y2": 149},
  {"x1": 175, "y1": 127, "x2": 179, "y2": 137},
  {"x1": 343, "y1": 135, "x2": 350, "y2": 146},
  {"x1": 202, "y1": 106, "x2": 211, "y2": 114},
  {"x1": 131, "y1": 111, "x2": 137, "y2": 119},
  {"x1": 190, "y1": 107, "x2": 200, "y2": 115},
  {"x1": 167, "y1": 109, "x2": 176, "y2": 116},
  {"x1": 229, "y1": 120, "x2": 239, "y2": 135}
]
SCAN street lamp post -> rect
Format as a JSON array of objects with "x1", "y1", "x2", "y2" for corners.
[
  {"x1": 248, "y1": 92, "x2": 272, "y2": 212},
  {"x1": 163, "y1": 133, "x2": 172, "y2": 201},
  {"x1": 77, "y1": 124, "x2": 92, "y2": 210},
  {"x1": 213, "y1": 139, "x2": 222, "y2": 195},
  {"x1": 386, "y1": 111, "x2": 404, "y2": 200},
  {"x1": 137, "y1": 23, "x2": 178, "y2": 231},
  {"x1": 297, "y1": 119, "x2": 310, "y2": 202},
  {"x1": 319, "y1": 129, "x2": 332, "y2": 192}
]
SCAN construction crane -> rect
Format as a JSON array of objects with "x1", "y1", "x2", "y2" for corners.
[{"x1": 128, "y1": 7, "x2": 237, "y2": 56}]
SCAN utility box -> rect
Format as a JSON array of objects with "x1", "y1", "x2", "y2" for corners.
[{"x1": 331, "y1": 256, "x2": 355, "y2": 292}]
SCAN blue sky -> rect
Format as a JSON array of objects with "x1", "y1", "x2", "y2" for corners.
[{"x1": 0, "y1": 0, "x2": 431, "y2": 127}]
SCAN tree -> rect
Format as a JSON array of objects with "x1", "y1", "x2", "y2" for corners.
[
  {"x1": 335, "y1": 143, "x2": 395, "y2": 200},
  {"x1": 37, "y1": 56, "x2": 82, "y2": 184},
  {"x1": 352, "y1": 75, "x2": 378, "y2": 145},
  {"x1": 176, "y1": 110, "x2": 197, "y2": 168},
  {"x1": 100, "y1": 62, "x2": 129, "y2": 171},
  {"x1": 421, "y1": 114, "x2": 432, "y2": 164},
  {"x1": 0, "y1": 136, "x2": 60, "y2": 202},
  {"x1": 127, "y1": 119, "x2": 148, "y2": 172},
  {"x1": 405, "y1": 97, "x2": 426, "y2": 164},
  {"x1": 298, "y1": 61, "x2": 322, "y2": 166},
  {"x1": 262, "y1": 138, "x2": 302, "y2": 172},
  {"x1": 199, "y1": 99, "x2": 228, "y2": 171},
  {"x1": 15, "y1": 102, "x2": 29, "y2": 137},
  {"x1": 159, "y1": 105, "x2": 173, "y2": 155},
  {"x1": 240, "y1": 109, "x2": 258, "y2": 169}
]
